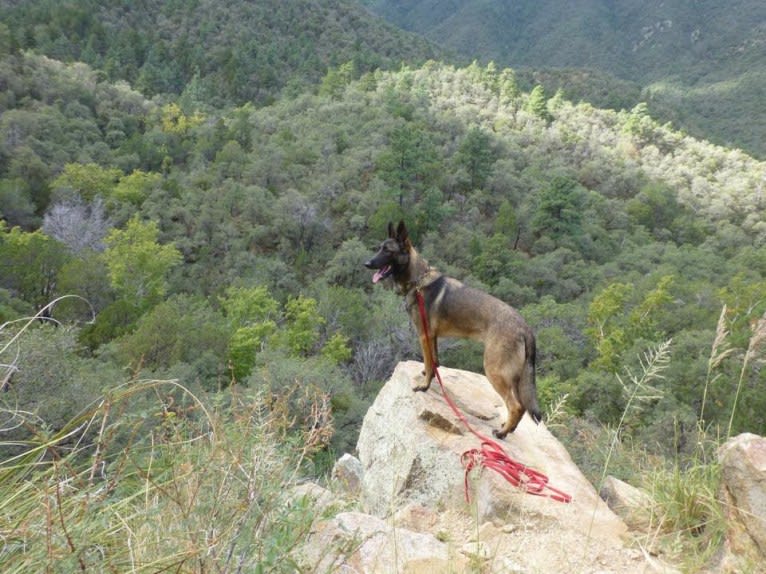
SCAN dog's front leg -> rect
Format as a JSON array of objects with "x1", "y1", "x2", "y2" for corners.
[{"x1": 414, "y1": 332, "x2": 437, "y2": 392}]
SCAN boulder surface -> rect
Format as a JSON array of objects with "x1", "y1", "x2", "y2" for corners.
[
  {"x1": 347, "y1": 360, "x2": 676, "y2": 573},
  {"x1": 716, "y1": 432, "x2": 766, "y2": 572}
]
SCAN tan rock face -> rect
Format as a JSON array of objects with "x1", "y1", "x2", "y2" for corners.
[
  {"x1": 357, "y1": 361, "x2": 626, "y2": 543},
  {"x1": 301, "y1": 361, "x2": 681, "y2": 573},
  {"x1": 600, "y1": 475, "x2": 655, "y2": 531},
  {"x1": 298, "y1": 511, "x2": 467, "y2": 574},
  {"x1": 718, "y1": 433, "x2": 766, "y2": 566},
  {"x1": 331, "y1": 452, "x2": 364, "y2": 496}
]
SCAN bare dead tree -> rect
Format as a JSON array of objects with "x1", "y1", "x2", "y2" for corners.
[{"x1": 42, "y1": 195, "x2": 112, "y2": 254}]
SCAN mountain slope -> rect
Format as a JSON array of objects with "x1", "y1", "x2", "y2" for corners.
[
  {"x1": 363, "y1": 0, "x2": 766, "y2": 157},
  {"x1": 363, "y1": 0, "x2": 765, "y2": 82},
  {"x1": 0, "y1": 0, "x2": 442, "y2": 106}
]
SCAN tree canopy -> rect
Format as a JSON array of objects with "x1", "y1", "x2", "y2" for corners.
[{"x1": 1, "y1": 40, "x2": 764, "y2": 490}]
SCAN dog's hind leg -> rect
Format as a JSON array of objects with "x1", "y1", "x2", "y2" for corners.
[
  {"x1": 492, "y1": 378, "x2": 524, "y2": 439},
  {"x1": 485, "y1": 343, "x2": 525, "y2": 439}
]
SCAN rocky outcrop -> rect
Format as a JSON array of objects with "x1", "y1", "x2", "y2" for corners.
[
  {"x1": 297, "y1": 361, "x2": 681, "y2": 573},
  {"x1": 298, "y1": 511, "x2": 469, "y2": 573},
  {"x1": 331, "y1": 452, "x2": 364, "y2": 497},
  {"x1": 345, "y1": 361, "x2": 675, "y2": 573},
  {"x1": 716, "y1": 433, "x2": 766, "y2": 572},
  {"x1": 357, "y1": 362, "x2": 623, "y2": 533},
  {"x1": 600, "y1": 476, "x2": 654, "y2": 531}
]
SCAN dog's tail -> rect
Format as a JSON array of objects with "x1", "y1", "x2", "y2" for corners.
[{"x1": 519, "y1": 335, "x2": 542, "y2": 424}]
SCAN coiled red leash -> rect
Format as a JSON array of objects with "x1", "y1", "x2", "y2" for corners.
[{"x1": 415, "y1": 291, "x2": 571, "y2": 504}]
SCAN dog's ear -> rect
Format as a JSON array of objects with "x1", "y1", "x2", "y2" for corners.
[
  {"x1": 396, "y1": 220, "x2": 412, "y2": 251},
  {"x1": 387, "y1": 221, "x2": 396, "y2": 238}
]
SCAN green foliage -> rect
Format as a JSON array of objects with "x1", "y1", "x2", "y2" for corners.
[
  {"x1": 718, "y1": 273, "x2": 766, "y2": 348},
  {"x1": 158, "y1": 102, "x2": 204, "y2": 135},
  {"x1": 455, "y1": 127, "x2": 496, "y2": 190},
  {"x1": 319, "y1": 61, "x2": 356, "y2": 100},
  {"x1": 323, "y1": 238, "x2": 374, "y2": 288},
  {"x1": 522, "y1": 296, "x2": 588, "y2": 383},
  {"x1": 220, "y1": 286, "x2": 280, "y2": 380},
  {"x1": 364, "y1": 0, "x2": 766, "y2": 157},
  {"x1": 220, "y1": 285, "x2": 280, "y2": 327},
  {"x1": 644, "y1": 460, "x2": 725, "y2": 569},
  {"x1": 112, "y1": 169, "x2": 162, "y2": 206},
  {"x1": 0, "y1": 0, "x2": 440, "y2": 107},
  {"x1": 623, "y1": 103, "x2": 658, "y2": 143},
  {"x1": 626, "y1": 182, "x2": 682, "y2": 237},
  {"x1": 472, "y1": 233, "x2": 519, "y2": 286},
  {"x1": 587, "y1": 277, "x2": 674, "y2": 373},
  {"x1": 0, "y1": 225, "x2": 68, "y2": 307},
  {"x1": 55, "y1": 251, "x2": 112, "y2": 319},
  {"x1": 280, "y1": 296, "x2": 325, "y2": 357},
  {"x1": 247, "y1": 349, "x2": 362, "y2": 455},
  {"x1": 0, "y1": 178, "x2": 38, "y2": 228},
  {"x1": 0, "y1": 12, "x2": 763, "y2": 567},
  {"x1": 112, "y1": 294, "x2": 228, "y2": 378},
  {"x1": 531, "y1": 176, "x2": 585, "y2": 243},
  {"x1": 377, "y1": 122, "x2": 440, "y2": 207},
  {"x1": 498, "y1": 67, "x2": 520, "y2": 102},
  {"x1": 0, "y1": 42, "x2": 764, "y2": 539},
  {"x1": 524, "y1": 85, "x2": 552, "y2": 122},
  {"x1": 0, "y1": 22, "x2": 11, "y2": 57},
  {"x1": 628, "y1": 275, "x2": 675, "y2": 340},
  {"x1": 78, "y1": 299, "x2": 144, "y2": 352},
  {"x1": 102, "y1": 216, "x2": 182, "y2": 308},
  {"x1": 52, "y1": 163, "x2": 122, "y2": 201},
  {"x1": 0, "y1": 325, "x2": 122, "y2": 460},
  {"x1": 220, "y1": 287, "x2": 350, "y2": 378},
  {"x1": 0, "y1": 288, "x2": 33, "y2": 323},
  {"x1": 321, "y1": 332, "x2": 352, "y2": 364},
  {"x1": 494, "y1": 199, "x2": 517, "y2": 237},
  {"x1": 229, "y1": 323, "x2": 277, "y2": 381}
]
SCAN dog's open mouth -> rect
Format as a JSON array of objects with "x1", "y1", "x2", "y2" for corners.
[{"x1": 372, "y1": 265, "x2": 393, "y2": 283}]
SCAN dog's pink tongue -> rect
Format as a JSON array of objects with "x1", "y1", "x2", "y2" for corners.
[{"x1": 372, "y1": 265, "x2": 390, "y2": 283}]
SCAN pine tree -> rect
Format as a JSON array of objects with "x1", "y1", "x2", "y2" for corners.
[{"x1": 524, "y1": 85, "x2": 552, "y2": 122}]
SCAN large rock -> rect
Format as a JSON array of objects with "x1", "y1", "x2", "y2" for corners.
[
  {"x1": 358, "y1": 361, "x2": 625, "y2": 538},
  {"x1": 352, "y1": 361, "x2": 681, "y2": 573},
  {"x1": 331, "y1": 452, "x2": 364, "y2": 497},
  {"x1": 717, "y1": 433, "x2": 766, "y2": 571},
  {"x1": 600, "y1": 475, "x2": 654, "y2": 531},
  {"x1": 297, "y1": 511, "x2": 468, "y2": 573}
]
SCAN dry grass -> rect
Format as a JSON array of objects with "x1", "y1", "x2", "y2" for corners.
[
  {"x1": 629, "y1": 306, "x2": 766, "y2": 571},
  {"x1": 727, "y1": 310, "x2": 766, "y2": 438},
  {"x1": 0, "y1": 377, "x2": 334, "y2": 573}
]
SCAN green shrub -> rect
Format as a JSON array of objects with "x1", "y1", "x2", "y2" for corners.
[
  {"x1": 0, "y1": 325, "x2": 121, "y2": 460},
  {"x1": 112, "y1": 294, "x2": 229, "y2": 381}
]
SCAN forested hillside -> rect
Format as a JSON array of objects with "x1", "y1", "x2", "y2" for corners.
[
  {"x1": 0, "y1": 0, "x2": 440, "y2": 105},
  {"x1": 1, "y1": 2, "x2": 765, "y2": 569},
  {"x1": 2, "y1": 50, "x2": 764, "y2": 454},
  {"x1": 363, "y1": 0, "x2": 766, "y2": 158}
]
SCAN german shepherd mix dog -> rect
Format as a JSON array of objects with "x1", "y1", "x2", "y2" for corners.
[{"x1": 364, "y1": 221, "x2": 541, "y2": 439}]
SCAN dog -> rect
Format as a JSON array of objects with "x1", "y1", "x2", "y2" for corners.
[{"x1": 364, "y1": 221, "x2": 541, "y2": 438}]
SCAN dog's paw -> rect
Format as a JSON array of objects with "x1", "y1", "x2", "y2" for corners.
[{"x1": 412, "y1": 384, "x2": 429, "y2": 393}]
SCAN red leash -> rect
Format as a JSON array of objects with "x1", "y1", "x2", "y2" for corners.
[{"x1": 415, "y1": 291, "x2": 571, "y2": 504}]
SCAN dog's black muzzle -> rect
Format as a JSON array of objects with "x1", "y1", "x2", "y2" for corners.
[{"x1": 364, "y1": 251, "x2": 395, "y2": 283}]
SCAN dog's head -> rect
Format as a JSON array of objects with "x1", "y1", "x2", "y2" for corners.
[{"x1": 364, "y1": 221, "x2": 412, "y2": 283}]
